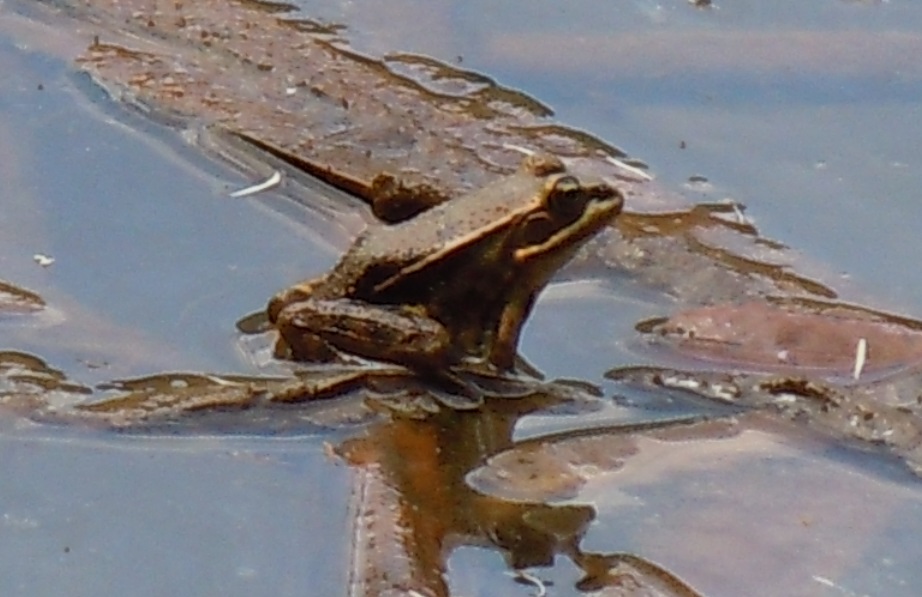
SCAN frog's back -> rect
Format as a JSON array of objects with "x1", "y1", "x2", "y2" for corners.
[
  {"x1": 355, "y1": 167, "x2": 553, "y2": 263},
  {"x1": 326, "y1": 153, "x2": 565, "y2": 294}
]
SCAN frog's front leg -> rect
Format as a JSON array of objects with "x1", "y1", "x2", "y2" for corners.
[
  {"x1": 489, "y1": 293, "x2": 538, "y2": 371},
  {"x1": 274, "y1": 298, "x2": 453, "y2": 371}
]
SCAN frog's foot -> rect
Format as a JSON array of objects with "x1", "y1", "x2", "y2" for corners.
[
  {"x1": 513, "y1": 353, "x2": 545, "y2": 380},
  {"x1": 455, "y1": 353, "x2": 545, "y2": 383},
  {"x1": 235, "y1": 309, "x2": 271, "y2": 334},
  {"x1": 416, "y1": 368, "x2": 485, "y2": 408}
]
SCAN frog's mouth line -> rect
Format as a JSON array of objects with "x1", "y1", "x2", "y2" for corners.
[{"x1": 513, "y1": 195, "x2": 623, "y2": 263}]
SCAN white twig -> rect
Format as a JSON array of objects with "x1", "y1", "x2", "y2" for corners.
[
  {"x1": 509, "y1": 570, "x2": 547, "y2": 597},
  {"x1": 604, "y1": 154, "x2": 653, "y2": 181},
  {"x1": 502, "y1": 143, "x2": 536, "y2": 156},
  {"x1": 33, "y1": 254, "x2": 55, "y2": 267},
  {"x1": 853, "y1": 337, "x2": 868, "y2": 380},
  {"x1": 731, "y1": 201, "x2": 748, "y2": 225},
  {"x1": 230, "y1": 170, "x2": 282, "y2": 198}
]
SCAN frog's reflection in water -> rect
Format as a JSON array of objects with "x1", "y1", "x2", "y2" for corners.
[{"x1": 333, "y1": 388, "x2": 705, "y2": 597}]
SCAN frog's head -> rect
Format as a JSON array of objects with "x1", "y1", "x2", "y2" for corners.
[
  {"x1": 509, "y1": 166, "x2": 623, "y2": 270},
  {"x1": 374, "y1": 153, "x2": 623, "y2": 294},
  {"x1": 477, "y1": 161, "x2": 622, "y2": 369}
]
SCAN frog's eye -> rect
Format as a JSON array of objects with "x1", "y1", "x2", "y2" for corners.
[{"x1": 545, "y1": 176, "x2": 588, "y2": 220}]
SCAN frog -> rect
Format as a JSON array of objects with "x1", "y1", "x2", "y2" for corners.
[{"x1": 267, "y1": 153, "x2": 624, "y2": 378}]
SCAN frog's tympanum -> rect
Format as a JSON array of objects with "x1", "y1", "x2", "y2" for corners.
[{"x1": 268, "y1": 154, "x2": 623, "y2": 377}]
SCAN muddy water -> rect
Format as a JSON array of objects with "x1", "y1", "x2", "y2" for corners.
[{"x1": 3, "y1": 1, "x2": 922, "y2": 596}]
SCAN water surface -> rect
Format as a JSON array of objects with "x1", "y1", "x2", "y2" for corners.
[{"x1": 3, "y1": 1, "x2": 922, "y2": 595}]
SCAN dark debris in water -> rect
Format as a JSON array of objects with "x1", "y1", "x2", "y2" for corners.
[{"x1": 608, "y1": 363, "x2": 922, "y2": 475}]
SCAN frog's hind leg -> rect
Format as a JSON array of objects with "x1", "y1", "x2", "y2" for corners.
[
  {"x1": 273, "y1": 301, "x2": 342, "y2": 363},
  {"x1": 273, "y1": 327, "x2": 340, "y2": 362},
  {"x1": 279, "y1": 299, "x2": 453, "y2": 370}
]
